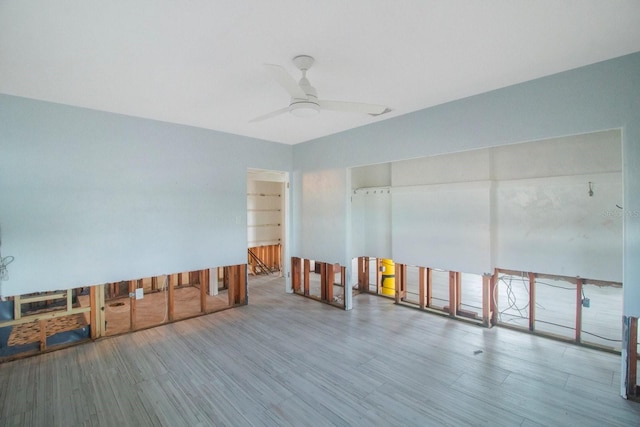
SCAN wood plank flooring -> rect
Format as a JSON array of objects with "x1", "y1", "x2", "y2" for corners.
[{"x1": 1, "y1": 275, "x2": 639, "y2": 426}]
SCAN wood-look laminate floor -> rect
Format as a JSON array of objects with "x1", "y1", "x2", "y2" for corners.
[{"x1": 1, "y1": 275, "x2": 639, "y2": 426}]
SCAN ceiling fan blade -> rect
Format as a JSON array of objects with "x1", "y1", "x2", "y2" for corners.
[
  {"x1": 264, "y1": 64, "x2": 308, "y2": 100},
  {"x1": 249, "y1": 106, "x2": 290, "y2": 123},
  {"x1": 318, "y1": 100, "x2": 390, "y2": 116}
]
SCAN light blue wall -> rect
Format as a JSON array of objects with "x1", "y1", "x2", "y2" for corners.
[
  {"x1": 292, "y1": 52, "x2": 640, "y2": 316},
  {"x1": 0, "y1": 95, "x2": 291, "y2": 296},
  {"x1": 2, "y1": 53, "x2": 638, "y2": 316}
]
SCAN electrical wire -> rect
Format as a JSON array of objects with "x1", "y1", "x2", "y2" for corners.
[
  {"x1": 496, "y1": 272, "x2": 538, "y2": 321},
  {"x1": 495, "y1": 273, "x2": 623, "y2": 344},
  {"x1": 398, "y1": 270, "x2": 623, "y2": 347},
  {"x1": 0, "y1": 225, "x2": 13, "y2": 282},
  {"x1": 0, "y1": 255, "x2": 14, "y2": 281},
  {"x1": 580, "y1": 329, "x2": 622, "y2": 343}
]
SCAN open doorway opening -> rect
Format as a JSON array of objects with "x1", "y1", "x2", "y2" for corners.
[{"x1": 247, "y1": 169, "x2": 288, "y2": 281}]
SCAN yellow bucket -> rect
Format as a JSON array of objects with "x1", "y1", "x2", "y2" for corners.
[{"x1": 380, "y1": 258, "x2": 395, "y2": 296}]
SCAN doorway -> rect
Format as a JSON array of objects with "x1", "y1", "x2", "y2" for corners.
[{"x1": 247, "y1": 169, "x2": 289, "y2": 290}]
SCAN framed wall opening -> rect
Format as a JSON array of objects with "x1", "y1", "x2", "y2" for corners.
[
  {"x1": 291, "y1": 257, "x2": 346, "y2": 309},
  {"x1": 0, "y1": 263, "x2": 248, "y2": 361},
  {"x1": 102, "y1": 266, "x2": 244, "y2": 337},
  {"x1": 247, "y1": 169, "x2": 288, "y2": 283}
]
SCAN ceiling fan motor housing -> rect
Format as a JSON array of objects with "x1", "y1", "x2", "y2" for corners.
[
  {"x1": 289, "y1": 98, "x2": 320, "y2": 117},
  {"x1": 290, "y1": 58, "x2": 319, "y2": 117},
  {"x1": 292, "y1": 55, "x2": 314, "y2": 71}
]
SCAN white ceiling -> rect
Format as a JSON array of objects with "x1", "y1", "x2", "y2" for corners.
[{"x1": 1, "y1": 1, "x2": 639, "y2": 145}]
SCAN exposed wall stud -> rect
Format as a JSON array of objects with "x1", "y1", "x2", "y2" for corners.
[
  {"x1": 303, "y1": 258, "x2": 310, "y2": 296},
  {"x1": 419, "y1": 267, "x2": 427, "y2": 310},
  {"x1": 448, "y1": 271, "x2": 457, "y2": 318},
  {"x1": 576, "y1": 277, "x2": 584, "y2": 343},
  {"x1": 482, "y1": 273, "x2": 491, "y2": 327},
  {"x1": 528, "y1": 272, "x2": 536, "y2": 331}
]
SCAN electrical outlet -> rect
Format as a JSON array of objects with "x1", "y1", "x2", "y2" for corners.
[{"x1": 582, "y1": 297, "x2": 590, "y2": 308}]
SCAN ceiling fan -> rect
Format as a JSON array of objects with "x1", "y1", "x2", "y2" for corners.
[{"x1": 250, "y1": 55, "x2": 390, "y2": 122}]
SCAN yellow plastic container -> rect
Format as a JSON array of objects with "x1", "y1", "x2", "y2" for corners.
[{"x1": 380, "y1": 258, "x2": 395, "y2": 296}]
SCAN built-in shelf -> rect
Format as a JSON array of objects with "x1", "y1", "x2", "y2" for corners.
[{"x1": 248, "y1": 239, "x2": 281, "y2": 246}]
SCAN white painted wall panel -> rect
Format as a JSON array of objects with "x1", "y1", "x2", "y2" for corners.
[
  {"x1": 352, "y1": 131, "x2": 622, "y2": 282},
  {"x1": 351, "y1": 163, "x2": 391, "y2": 188},
  {"x1": 349, "y1": 193, "x2": 365, "y2": 259},
  {"x1": 351, "y1": 189, "x2": 391, "y2": 259},
  {"x1": 364, "y1": 190, "x2": 392, "y2": 258},
  {"x1": 495, "y1": 173, "x2": 622, "y2": 281},
  {"x1": 392, "y1": 149, "x2": 490, "y2": 186},
  {"x1": 300, "y1": 169, "x2": 347, "y2": 264},
  {"x1": 392, "y1": 182, "x2": 492, "y2": 274},
  {"x1": 491, "y1": 130, "x2": 622, "y2": 180}
]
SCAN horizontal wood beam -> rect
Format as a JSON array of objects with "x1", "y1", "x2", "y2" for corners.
[
  {"x1": 0, "y1": 306, "x2": 91, "y2": 328},
  {"x1": 495, "y1": 268, "x2": 621, "y2": 288},
  {"x1": 17, "y1": 292, "x2": 67, "y2": 304}
]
